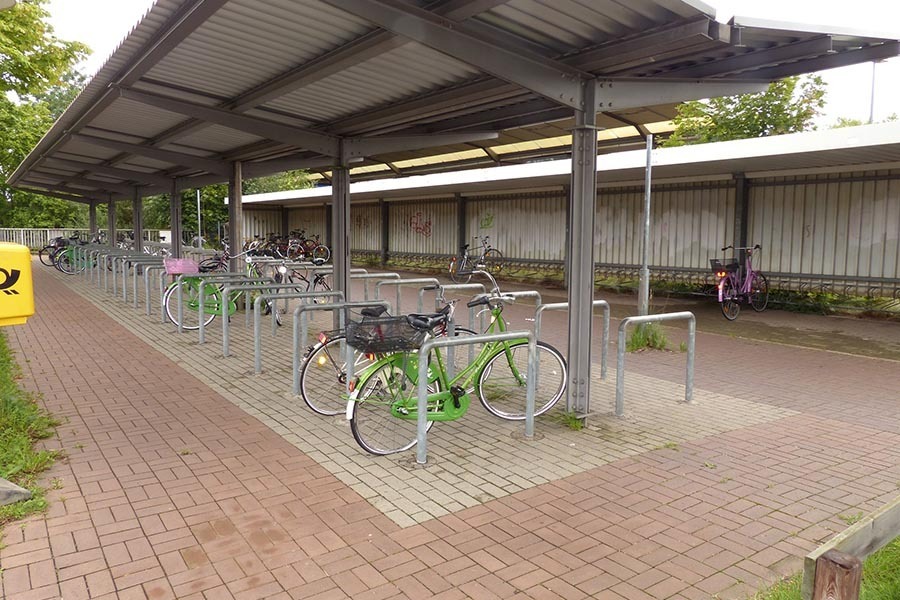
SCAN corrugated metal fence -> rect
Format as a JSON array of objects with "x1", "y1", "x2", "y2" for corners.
[{"x1": 276, "y1": 168, "x2": 900, "y2": 295}]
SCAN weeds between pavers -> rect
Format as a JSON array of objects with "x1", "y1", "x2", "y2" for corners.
[{"x1": 0, "y1": 331, "x2": 59, "y2": 530}]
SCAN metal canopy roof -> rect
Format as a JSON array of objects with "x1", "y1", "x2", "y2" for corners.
[{"x1": 10, "y1": 0, "x2": 900, "y2": 204}]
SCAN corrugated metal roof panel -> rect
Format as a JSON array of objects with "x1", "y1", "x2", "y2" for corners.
[
  {"x1": 263, "y1": 43, "x2": 481, "y2": 122},
  {"x1": 144, "y1": 0, "x2": 374, "y2": 99},
  {"x1": 89, "y1": 97, "x2": 190, "y2": 138},
  {"x1": 173, "y1": 124, "x2": 265, "y2": 153}
]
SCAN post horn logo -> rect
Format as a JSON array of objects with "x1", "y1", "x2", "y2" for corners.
[{"x1": 0, "y1": 268, "x2": 21, "y2": 295}]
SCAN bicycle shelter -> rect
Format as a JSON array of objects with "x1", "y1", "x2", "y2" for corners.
[{"x1": 8, "y1": 0, "x2": 898, "y2": 420}]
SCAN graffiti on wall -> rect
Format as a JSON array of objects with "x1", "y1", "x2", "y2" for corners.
[
  {"x1": 354, "y1": 214, "x2": 372, "y2": 231},
  {"x1": 479, "y1": 212, "x2": 494, "y2": 229},
  {"x1": 408, "y1": 212, "x2": 432, "y2": 238}
]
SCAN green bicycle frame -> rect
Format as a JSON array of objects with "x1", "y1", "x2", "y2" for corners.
[
  {"x1": 168, "y1": 277, "x2": 239, "y2": 317},
  {"x1": 349, "y1": 303, "x2": 529, "y2": 422}
]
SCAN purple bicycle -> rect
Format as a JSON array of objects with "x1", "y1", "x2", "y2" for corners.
[{"x1": 710, "y1": 244, "x2": 769, "y2": 321}]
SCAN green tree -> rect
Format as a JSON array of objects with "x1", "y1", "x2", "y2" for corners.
[
  {"x1": 661, "y1": 75, "x2": 827, "y2": 147},
  {"x1": 0, "y1": 1, "x2": 89, "y2": 229}
]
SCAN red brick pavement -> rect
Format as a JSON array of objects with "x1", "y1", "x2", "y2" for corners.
[{"x1": 2, "y1": 265, "x2": 899, "y2": 599}]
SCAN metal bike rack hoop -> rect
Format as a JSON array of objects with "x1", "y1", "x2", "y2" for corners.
[
  {"x1": 534, "y1": 300, "x2": 610, "y2": 383},
  {"x1": 374, "y1": 277, "x2": 439, "y2": 315},
  {"x1": 413, "y1": 329, "x2": 538, "y2": 465},
  {"x1": 616, "y1": 311, "x2": 696, "y2": 417}
]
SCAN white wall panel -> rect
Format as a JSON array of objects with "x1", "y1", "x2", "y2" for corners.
[
  {"x1": 595, "y1": 184, "x2": 734, "y2": 269},
  {"x1": 748, "y1": 171, "x2": 900, "y2": 280},
  {"x1": 351, "y1": 203, "x2": 381, "y2": 251},
  {"x1": 389, "y1": 200, "x2": 456, "y2": 255},
  {"x1": 242, "y1": 210, "x2": 281, "y2": 243},
  {"x1": 467, "y1": 194, "x2": 566, "y2": 261},
  {"x1": 287, "y1": 207, "x2": 327, "y2": 243}
]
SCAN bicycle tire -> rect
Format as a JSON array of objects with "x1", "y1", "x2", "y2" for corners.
[
  {"x1": 312, "y1": 276, "x2": 331, "y2": 305},
  {"x1": 476, "y1": 341, "x2": 567, "y2": 420},
  {"x1": 749, "y1": 272, "x2": 769, "y2": 312},
  {"x1": 312, "y1": 244, "x2": 331, "y2": 263},
  {"x1": 55, "y1": 250, "x2": 83, "y2": 275},
  {"x1": 349, "y1": 358, "x2": 436, "y2": 455},
  {"x1": 300, "y1": 335, "x2": 373, "y2": 416},
  {"x1": 481, "y1": 248, "x2": 503, "y2": 274},
  {"x1": 448, "y1": 257, "x2": 471, "y2": 284},
  {"x1": 720, "y1": 279, "x2": 741, "y2": 321},
  {"x1": 163, "y1": 279, "x2": 218, "y2": 330},
  {"x1": 198, "y1": 257, "x2": 224, "y2": 273},
  {"x1": 38, "y1": 246, "x2": 56, "y2": 267}
]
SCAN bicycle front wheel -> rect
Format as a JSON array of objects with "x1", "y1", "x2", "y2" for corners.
[
  {"x1": 720, "y1": 279, "x2": 741, "y2": 321},
  {"x1": 164, "y1": 279, "x2": 218, "y2": 330},
  {"x1": 349, "y1": 360, "x2": 435, "y2": 455},
  {"x1": 482, "y1": 248, "x2": 503, "y2": 274},
  {"x1": 477, "y1": 341, "x2": 567, "y2": 420},
  {"x1": 312, "y1": 244, "x2": 331, "y2": 263},
  {"x1": 300, "y1": 335, "x2": 373, "y2": 416},
  {"x1": 749, "y1": 272, "x2": 769, "y2": 312}
]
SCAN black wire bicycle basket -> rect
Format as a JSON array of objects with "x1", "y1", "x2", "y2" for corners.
[{"x1": 345, "y1": 317, "x2": 427, "y2": 353}]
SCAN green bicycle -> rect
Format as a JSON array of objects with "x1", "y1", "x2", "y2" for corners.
[
  {"x1": 162, "y1": 260, "x2": 283, "y2": 330},
  {"x1": 345, "y1": 294, "x2": 567, "y2": 455}
]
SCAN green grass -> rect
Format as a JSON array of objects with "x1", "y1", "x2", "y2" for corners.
[
  {"x1": 753, "y1": 537, "x2": 900, "y2": 600},
  {"x1": 626, "y1": 322, "x2": 668, "y2": 352},
  {"x1": 0, "y1": 331, "x2": 59, "y2": 527}
]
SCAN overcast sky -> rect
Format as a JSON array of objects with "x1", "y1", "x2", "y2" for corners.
[{"x1": 45, "y1": 0, "x2": 900, "y2": 126}]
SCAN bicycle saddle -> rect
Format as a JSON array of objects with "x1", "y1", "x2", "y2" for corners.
[
  {"x1": 311, "y1": 258, "x2": 326, "y2": 266},
  {"x1": 406, "y1": 304, "x2": 451, "y2": 330},
  {"x1": 360, "y1": 306, "x2": 388, "y2": 318}
]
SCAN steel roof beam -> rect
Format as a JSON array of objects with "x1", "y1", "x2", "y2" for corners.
[
  {"x1": 20, "y1": 182, "x2": 115, "y2": 202},
  {"x1": 118, "y1": 88, "x2": 341, "y2": 157},
  {"x1": 594, "y1": 78, "x2": 769, "y2": 111},
  {"x1": 31, "y1": 171, "x2": 138, "y2": 196},
  {"x1": 669, "y1": 35, "x2": 835, "y2": 78},
  {"x1": 345, "y1": 132, "x2": 498, "y2": 158},
  {"x1": 729, "y1": 41, "x2": 900, "y2": 80},
  {"x1": 72, "y1": 133, "x2": 231, "y2": 177},
  {"x1": 571, "y1": 17, "x2": 722, "y2": 73},
  {"x1": 321, "y1": 0, "x2": 592, "y2": 110},
  {"x1": 42, "y1": 158, "x2": 173, "y2": 187},
  {"x1": 18, "y1": 187, "x2": 98, "y2": 205}
]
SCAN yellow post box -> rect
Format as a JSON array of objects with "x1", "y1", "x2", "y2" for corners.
[{"x1": 0, "y1": 242, "x2": 34, "y2": 326}]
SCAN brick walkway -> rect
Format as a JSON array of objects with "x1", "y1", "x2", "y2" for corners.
[{"x1": 2, "y1": 262, "x2": 899, "y2": 600}]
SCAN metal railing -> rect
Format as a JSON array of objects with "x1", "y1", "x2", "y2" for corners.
[{"x1": 534, "y1": 300, "x2": 610, "y2": 384}]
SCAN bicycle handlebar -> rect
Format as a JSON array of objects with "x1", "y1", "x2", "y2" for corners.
[{"x1": 722, "y1": 244, "x2": 761, "y2": 251}]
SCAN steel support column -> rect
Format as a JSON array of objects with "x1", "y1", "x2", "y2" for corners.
[
  {"x1": 132, "y1": 188, "x2": 144, "y2": 246},
  {"x1": 107, "y1": 196, "x2": 117, "y2": 247},
  {"x1": 89, "y1": 201, "x2": 97, "y2": 238},
  {"x1": 169, "y1": 180, "x2": 182, "y2": 259},
  {"x1": 281, "y1": 205, "x2": 289, "y2": 238},
  {"x1": 638, "y1": 135, "x2": 654, "y2": 316},
  {"x1": 734, "y1": 173, "x2": 749, "y2": 267},
  {"x1": 380, "y1": 199, "x2": 389, "y2": 266},
  {"x1": 227, "y1": 162, "x2": 243, "y2": 272},
  {"x1": 325, "y1": 204, "x2": 333, "y2": 248},
  {"x1": 332, "y1": 159, "x2": 351, "y2": 298},
  {"x1": 456, "y1": 193, "x2": 467, "y2": 254},
  {"x1": 563, "y1": 184, "x2": 570, "y2": 289},
  {"x1": 566, "y1": 83, "x2": 598, "y2": 416}
]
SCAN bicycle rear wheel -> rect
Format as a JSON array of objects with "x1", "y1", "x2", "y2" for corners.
[
  {"x1": 38, "y1": 246, "x2": 56, "y2": 266},
  {"x1": 164, "y1": 279, "x2": 218, "y2": 330},
  {"x1": 449, "y1": 256, "x2": 470, "y2": 284},
  {"x1": 349, "y1": 359, "x2": 435, "y2": 455},
  {"x1": 720, "y1": 279, "x2": 741, "y2": 321},
  {"x1": 481, "y1": 248, "x2": 503, "y2": 274},
  {"x1": 477, "y1": 341, "x2": 566, "y2": 420},
  {"x1": 312, "y1": 276, "x2": 331, "y2": 304},
  {"x1": 749, "y1": 272, "x2": 769, "y2": 312}
]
